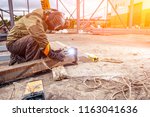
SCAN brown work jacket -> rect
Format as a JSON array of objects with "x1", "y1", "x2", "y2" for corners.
[{"x1": 7, "y1": 9, "x2": 49, "y2": 49}]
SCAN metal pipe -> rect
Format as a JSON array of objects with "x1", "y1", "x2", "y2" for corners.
[
  {"x1": 56, "y1": 0, "x2": 58, "y2": 10},
  {"x1": 0, "y1": 14, "x2": 10, "y2": 31},
  {"x1": 81, "y1": 0, "x2": 104, "y2": 30},
  {"x1": 83, "y1": 0, "x2": 84, "y2": 21},
  {"x1": 23, "y1": 11, "x2": 25, "y2": 16},
  {"x1": 129, "y1": 0, "x2": 134, "y2": 28},
  {"x1": 69, "y1": 0, "x2": 82, "y2": 19},
  {"x1": 77, "y1": 0, "x2": 80, "y2": 33},
  {"x1": 27, "y1": 0, "x2": 30, "y2": 13},
  {"x1": 8, "y1": 0, "x2": 14, "y2": 28},
  {"x1": 89, "y1": 0, "x2": 104, "y2": 19},
  {"x1": 106, "y1": 0, "x2": 108, "y2": 27},
  {"x1": 0, "y1": 8, "x2": 17, "y2": 17},
  {"x1": 1, "y1": 10, "x2": 3, "y2": 18},
  {"x1": 0, "y1": 8, "x2": 10, "y2": 14}
]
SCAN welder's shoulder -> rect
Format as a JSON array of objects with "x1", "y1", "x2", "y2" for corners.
[
  {"x1": 32, "y1": 8, "x2": 44, "y2": 15},
  {"x1": 23, "y1": 9, "x2": 44, "y2": 23},
  {"x1": 22, "y1": 15, "x2": 42, "y2": 28}
]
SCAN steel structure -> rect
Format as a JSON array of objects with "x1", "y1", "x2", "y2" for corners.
[
  {"x1": 6, "y1": 0, "x2": 132, "y2": 32},
  {"x1": 129, "y1": 0, "x2": 134, "y2": 28},
  {"x1": 27, "y1": 0, "x2": 30, "y2": 13},
  {"x1": 6, "y1": 0, "x2": 30, "y2": 28},
  {"x1": 55, "y1": 0, "x2": 127, "y2": 32},
  {"x1": 8, "y1": 0, "x2": 14, "y2": 28}
]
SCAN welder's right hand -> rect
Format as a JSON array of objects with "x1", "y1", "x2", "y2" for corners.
[{"x1": 48, "y1": 49, "x2": 65, "y2": 61}]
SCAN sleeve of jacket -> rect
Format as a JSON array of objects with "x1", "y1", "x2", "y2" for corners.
[{"x1": 23, "y1": 15, "x2": 50, "y2": 56}]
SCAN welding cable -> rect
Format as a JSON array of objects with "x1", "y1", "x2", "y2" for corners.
[{"x1": 83, "y1": 78, "x2": 102, "y2": 89}]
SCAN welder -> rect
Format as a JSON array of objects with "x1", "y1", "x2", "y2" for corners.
[{"x1": 6, "y1": 8, "x2": 66, "y2": 65}]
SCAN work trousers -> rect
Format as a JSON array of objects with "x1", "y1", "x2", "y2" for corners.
[{"x1": 6, "y1": 35, "x2": 44, "y2": 64}]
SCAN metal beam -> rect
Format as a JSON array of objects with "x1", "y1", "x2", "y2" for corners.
[
  {"x1": 58, "y1": 0, "x2": 74, "y2": 19},
  {"x1": 129, "y1": 0, "x2": 134, "y2": 28},
  {"x1": 0, "y1": 8, "x2": 23, "y2": 17},
  {"x1": 83, "y1": 0, "x2": 84, "y2": 21},
  {"x1": 27, "y1": 0, "x2": 30, "y2": 13},
  {"x1": 108, "y1": 0, "x2": 126, "y2": 28},
  {"x1": 106, "y1": 0, "x2": 108, "y2": 27},
  {"x1": 0, "y1": 14, "x2": 10, "y2": 31},
  {"x1": 1, "y1": 10, "x2": 3, "y2": 18},
  {"x1": 89, "y1": 0, "x2": 104, "y2": 20},
  {"x1": 56, "y1": 0, "x2": 58, "y2": 10},
  {"x1": 77, "y1": 0, "x2": 80, "y2": 33},
  {"x1": 69, "y1": 0, "x2": 82, "y2": 19},
  {"x1": 8, "y1": 0, "x2": 14, "y2": 28}
]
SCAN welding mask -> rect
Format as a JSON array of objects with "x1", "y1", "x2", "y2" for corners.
[{"x1": 45, "y1": 10, "x2": 65, "y2": 30}]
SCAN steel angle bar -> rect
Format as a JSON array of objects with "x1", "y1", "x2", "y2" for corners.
[
  {"x1": 77, "y1": 0, "x2": 80, "y2": 33},
  {"x1": 0, "y1": 14, "x2": 10, "y2": 31},
  {"x1": 8, "y1": 0, "x2": 14, "y2": 28}
]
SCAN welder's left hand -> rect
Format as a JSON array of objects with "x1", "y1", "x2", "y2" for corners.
[{"x1": 48, "y1": 49, "x2": 65, "y2": 61}]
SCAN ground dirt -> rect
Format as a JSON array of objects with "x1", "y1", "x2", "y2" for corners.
[{"x1": 0, "y1": 34, "x2": 150, "y2": 100}]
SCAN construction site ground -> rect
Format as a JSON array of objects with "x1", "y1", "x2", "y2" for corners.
[{"x1": 0, "y1": 33, "x2": 150, "y2": 100}]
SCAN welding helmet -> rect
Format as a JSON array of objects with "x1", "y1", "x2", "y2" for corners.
[{"x1": 45, "y1": 10, "x2": 65, "y2": 30}]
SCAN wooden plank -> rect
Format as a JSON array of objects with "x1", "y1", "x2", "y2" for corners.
[{"x1": 0, "y1": 55, "x2": 76, "y2": 85}]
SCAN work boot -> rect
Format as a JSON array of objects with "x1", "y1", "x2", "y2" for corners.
[{"x1": 9, "y1": 54, "x2": 17, "y2": 66}]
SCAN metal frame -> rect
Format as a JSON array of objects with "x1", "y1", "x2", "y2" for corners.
[
  {"x1": 27, "y1": 0, "x2": 30, "y2": 13},
  {"x1": 55, "y1": 0, "x2": 126, "y2": 32},
  {"x1": 0, "y1": 14, "x2": 9, "y2": 31},
  {"x1": 8, "y1": 0, "x2": 14, "y2": 28},
  {"x1": 6, "y1": 0, "x2": 30, "y2": 28},
  {"x1": 5, "y1": 0, "x2": 129, "y2": 32}
]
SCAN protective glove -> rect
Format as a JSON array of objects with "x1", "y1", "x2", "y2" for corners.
[{"x1": 48, "y1": 49, "x2": 65, "y2": 61}]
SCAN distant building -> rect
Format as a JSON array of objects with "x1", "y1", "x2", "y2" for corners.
[{"x1": 110, "y1": 0, "x2": 150, "y2": 28}]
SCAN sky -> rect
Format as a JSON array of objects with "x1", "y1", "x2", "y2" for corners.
[{"x1": 0, "y1": 0, "x2": 110, "y2": 20}]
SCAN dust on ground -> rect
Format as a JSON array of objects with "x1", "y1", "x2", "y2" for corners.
[{"x1": 0, "y1": 34, "x2": 150, "y2": 100}]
